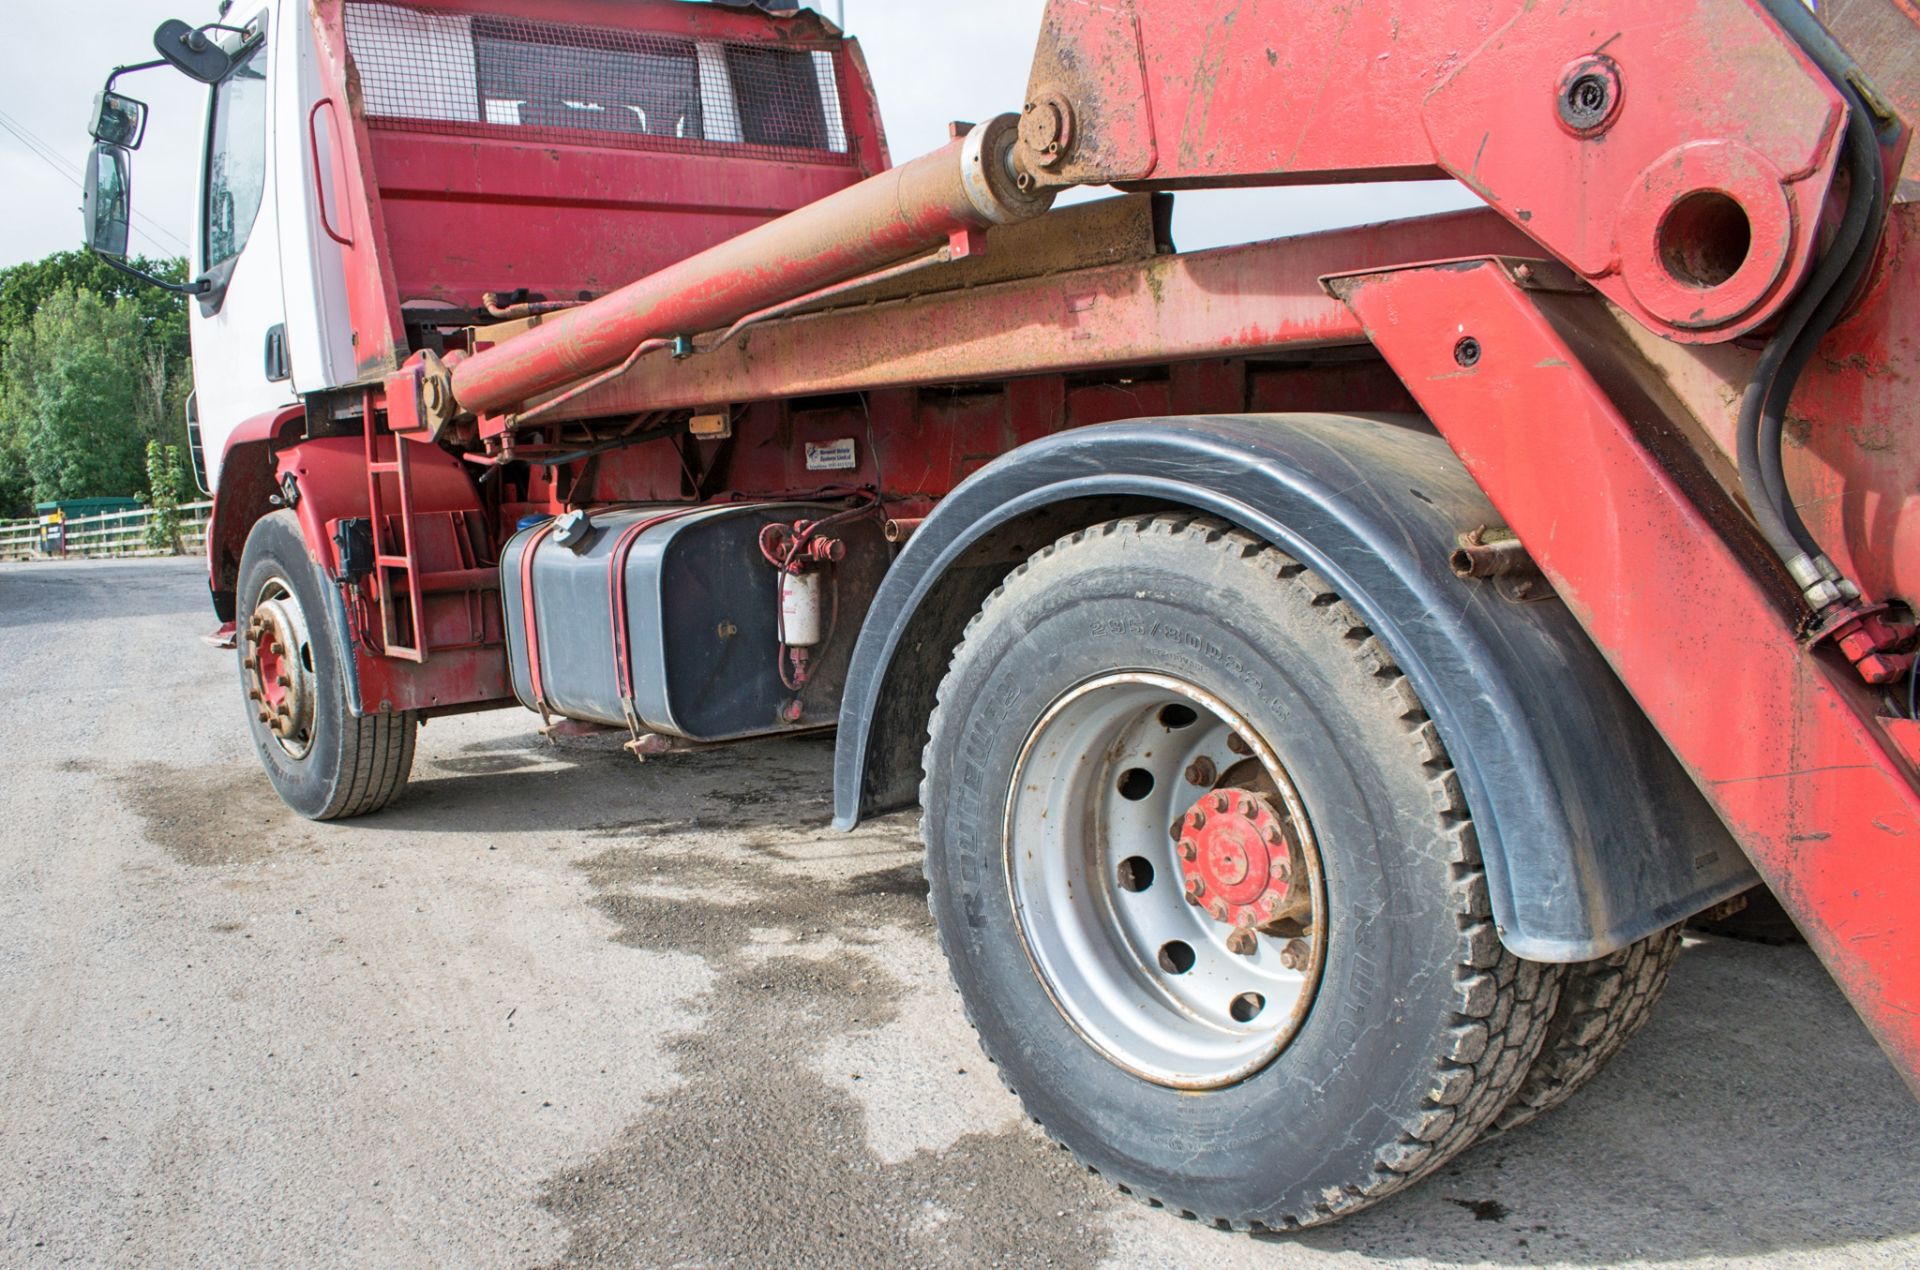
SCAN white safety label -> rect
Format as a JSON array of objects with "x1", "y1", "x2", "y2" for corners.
[{"x1": 805, "y1": 438, "x2": 859, "y2": 471}]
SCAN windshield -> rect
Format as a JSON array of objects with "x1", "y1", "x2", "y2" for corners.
[{"x1": 202, "y1": 40, "x2": 270, "y2": 270}]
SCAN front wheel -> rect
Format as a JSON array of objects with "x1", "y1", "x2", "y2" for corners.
[
  {"x1": 236, "y1": 510, "x2": 416, "y2": 820},
  {"x1": 920, "y1": 515, "x2": 1563, "y2": 1229}
]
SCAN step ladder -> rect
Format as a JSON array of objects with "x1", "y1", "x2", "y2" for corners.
[{"x1": 363, "y1": 407, "x2": 428, "y2": 663}]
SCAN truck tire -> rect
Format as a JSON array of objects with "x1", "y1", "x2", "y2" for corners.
[
  {"x1": 236, "y1": 510, "x2": 416, "y2": 820},
  {"x1": 920, "y1": 514, "x2": 1563, "y2": 1230},
  {"x1": 1489, "y1": 925, "x2": 1682, "y2": 1134}
]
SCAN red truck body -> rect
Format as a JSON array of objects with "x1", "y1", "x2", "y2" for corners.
[{"x1": 163, "y1": 0, "x2": 1920, "y2": 1228}]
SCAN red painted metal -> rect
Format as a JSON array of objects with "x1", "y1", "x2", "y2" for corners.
[
  {"x1": 542, "y1": 207, "x2": 1536, "y2": 422},
  {"x1": 274, "y1": 435, "x2": 509, "y2": 714},
  {"x1": 448, "y1": 120, "x2": 1046, "y2": 418},
  {"x1": 1019, "y1": 0, "x2": 1857, "y2": 343},
  {"x1": 1336, "y1": 258, "x2": 1920, "y2": 1092},
  {"x1": 1175, "y1": 789, "x2": 1304, "y2": 932},
  {"x1": 304, "y1": 0, "x2": 888, "y2": 377},
  {"x1": 206, "y1": 406, "x2": 308, "y2": 604}
]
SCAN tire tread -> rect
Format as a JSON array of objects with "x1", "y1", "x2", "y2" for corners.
[{"x1": 919, "y1": 513, "x2": 1562, "y2": 1231}]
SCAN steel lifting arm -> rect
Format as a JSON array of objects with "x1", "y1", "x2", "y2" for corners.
[{"x1": 435, "y1": 116, "x2": 1053, "y2": 425}]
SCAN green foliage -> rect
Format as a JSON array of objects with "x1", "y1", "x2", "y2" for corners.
[
  {"x1": 0, "y1": 250, "x2": 192, "y2": 518},
  {"x1": 144, "y1": 441, "x2": 185, "y2": 553}
]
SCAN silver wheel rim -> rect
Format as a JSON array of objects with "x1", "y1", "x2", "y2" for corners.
[
  {"x1": 1003, "y1": 672, "x2": 1328, "y2": 1089},
  {"x1": 243, "y1": 576, "x2": 318, "y2": 761}
]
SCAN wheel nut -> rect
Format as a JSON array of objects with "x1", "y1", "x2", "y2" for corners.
[
  {"x1": 1280, "y1": 938, "x2": 1310, "y2": 971},
  {"x1": 1177, "y1": 839, "x2": 1198, "y2": 862},
  {"x1": 1186, "y1": 875, "x2": 1206, "y2": 897},
  {"x1": 1185, "y1": 757, "x2": 1217, "y2": 786},
  {"x1": 1208, "y1": 900, "x2": 1229, "y2": 922},
  {"x1": 1227, "y1": 733, "x2": 1252, "y2": 756},
  {"x1": 1189, "y1": 810, "x2": 1207, "y2": 831},
  {"x1": 1226, "y1": 926, "x2": 1258, "y2": 957},
  {"x1": 1212, "y1": 792, "x2": 1231, "y2": 814}
]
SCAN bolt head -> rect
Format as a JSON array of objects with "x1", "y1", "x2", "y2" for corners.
[
  {"x1": 1185, "y1": 756, "x2": 1217, "y2": 786},
  {"x1": 1226, "y1": 733, "x2": 1252, "y2": 756},
  {"x1": 1208, "y1": 900, "x2": 1229, "y2": 922},
  {"x1": 1280, "y1": 938, "x2": 1310, "y2": 971},
  {"x1": 1212, "y1": 792, "x2": 1231, "y2": 814},
  {"x1": 1186, "y1": 875, "x2": 1205, "y2": 897},
  {"x1": 1189, "y1": 810, "x2": 1207, "y2": 831},
  {"x1": 1177, "y1": 839, "x2": 1198, "y2": 862},
  {"x1": 1226, "y1": 927, "x2": 1258, "y2": 957}
]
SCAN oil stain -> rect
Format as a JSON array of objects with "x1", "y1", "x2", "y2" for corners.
[
  {"x1": 112, "y1": 761, "x2": 311, "y2": 867},
  {"x1": 539, "y1": 843, "x2": 1110, "y2": 1268}
]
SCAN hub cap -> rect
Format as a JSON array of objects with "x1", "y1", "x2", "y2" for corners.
[
  {"x1": 243, "y1": 578, "x2": 317, "y2": 760},
  {"x1": 1004, "y1": 673, "x2": 1327, "y2": 1089}
]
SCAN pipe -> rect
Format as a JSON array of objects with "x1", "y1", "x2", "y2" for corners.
[{"x1": 449, "y1": 114, "x2": 1050, "y2": 420}]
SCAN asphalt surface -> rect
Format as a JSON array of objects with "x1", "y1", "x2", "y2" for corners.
[{"x1": 2, "y1": 557, "x2": 1917, "y2": 1269}]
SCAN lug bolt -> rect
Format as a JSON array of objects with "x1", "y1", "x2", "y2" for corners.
[
  {"x1": 1186, "y1": 875, "x2": 1206, "y2": 898},
  {"x1": 1185, "y1": 756, "x2": 1217, "y2": 786},
  {"x1": 1269, "y1": 859, "x2": 1291, "y2": 883},
  {"x1": 1213, "y1": 792, "x2": 1231, "y2": 814},
  {"x1": 1226, "y1": 926, "x2": 1259, "y2": 957},
  {"x1": 1189, "y1": 810, "x2": 1207, "y2": 831},
  {"x1": 1177, "y1": 839, "x2": 1198, "y2": 862},
  {"x1": 1227, "y1": 734, "x2": 1252, "y2": 756},
  {"x1": 1208, "y1": 900, "x2": 1229, "y2": 922},
  {"x1": 1280, "y1": 938, "x2": 1310, "y2": 971}
]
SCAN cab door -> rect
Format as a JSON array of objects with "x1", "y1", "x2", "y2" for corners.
[{"x1": 190, "y1": 13, "x2": 295, "y2": 490}]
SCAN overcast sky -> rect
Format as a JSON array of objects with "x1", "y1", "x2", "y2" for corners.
[{"x1": 0, "y1": 1, "x2": 1474, "y2": 271}]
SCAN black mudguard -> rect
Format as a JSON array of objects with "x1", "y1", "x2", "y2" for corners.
[{"x1": 834, "y1": 413, "x2": 1754, "y2": 962}]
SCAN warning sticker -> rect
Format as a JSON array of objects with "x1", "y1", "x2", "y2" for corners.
[{"x1": 805, "y1": 438, "x2": 859, "y2": 472}]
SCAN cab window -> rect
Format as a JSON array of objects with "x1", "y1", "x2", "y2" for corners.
[{"x1": 202, "y1": 40, "x2": 270, "y2": 270}]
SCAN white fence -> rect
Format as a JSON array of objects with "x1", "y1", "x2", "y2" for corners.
[{"x1": 0, "y1": 501, "x2": 212, "y2": 562}]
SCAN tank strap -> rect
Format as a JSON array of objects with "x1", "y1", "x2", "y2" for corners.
[
  {"x1": 606, "y1": 507, "x2": 708, "y2": 744},
  {"x1": 518, "y1": 519, "x2": 561, "y2": 728}
]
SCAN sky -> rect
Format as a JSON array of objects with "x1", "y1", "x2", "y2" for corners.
[{"x1": 0, "y1": 0, "x2": 1475, "y2": 271}]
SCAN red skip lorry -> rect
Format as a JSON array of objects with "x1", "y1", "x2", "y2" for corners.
[{"x1": 82, "y1": 0, "x2": 1920, "y2": 1228}]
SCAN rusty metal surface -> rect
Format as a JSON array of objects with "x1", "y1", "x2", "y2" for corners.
[
  {"x1": 1824, "y1": 0, "x2": 1920, "y2": 192},
  {"x1": 1338, "y1": 258, "x2": 1920, "y2": 1093},
  {"x1": 538, "y1": 208, "x2": 1536, "y2": 422},
  {"x1": 448, "y1": 117, "x2": 1052, "y2": 419},
  {"x1": 1597, "y1": 201, "x2": 1920, "y2": 611},
  {"x1": 1018, "y1": 0, "x2": 1864, "y2": 345},
  {"x1": 790, "y1": 193, "x2": 1169, "y2": 315}
]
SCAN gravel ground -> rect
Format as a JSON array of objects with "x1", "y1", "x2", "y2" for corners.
[{"x1": 2, "y1": 557, "x2": 1917, "y2": 1269}]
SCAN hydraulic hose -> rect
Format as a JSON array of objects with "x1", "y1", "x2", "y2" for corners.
[{"x1": 1735, "y1": 2, "x2": 1893, "y2": 608}]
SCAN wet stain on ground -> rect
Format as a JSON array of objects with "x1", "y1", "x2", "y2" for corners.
[
  {"x1": 111, "y1": 762, "x2": 310, "y2": 867},
  {"x1": 1447, "y1": 1197, "x2": 1510, "y2": 1223},
  {"x1": 539, "y1": 841, "x2": 1111, "y2": 1268}
]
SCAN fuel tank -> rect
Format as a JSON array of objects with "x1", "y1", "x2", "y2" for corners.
[{"x1": 500, "y1": 503, "x2": 889, "y2": 741}]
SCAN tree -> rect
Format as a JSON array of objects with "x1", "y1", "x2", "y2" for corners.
[
  {"x1": 144, "y1": 441, "x2": 184, "y2": 553},
  {"x1": 5, "y1": 288, "x2": 154, "y2": 503},
  {"x1": 0, "y1": 251, "x2": 192, "y2": 516}
]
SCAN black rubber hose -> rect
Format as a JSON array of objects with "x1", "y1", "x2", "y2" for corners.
[{"x1": 1757, "y1": 79, "x2": 1888, "y2": 562}]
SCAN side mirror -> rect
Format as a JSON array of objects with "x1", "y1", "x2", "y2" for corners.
[
  {"x1": 89, "y1": 90, "x2": 148, "y2": 150},
  {"x1": 153, "y1": 18, "x2": 234, "y2": 84},
  {"x1": 83, "y1": 142, "x2": 132, "y2": 260}
]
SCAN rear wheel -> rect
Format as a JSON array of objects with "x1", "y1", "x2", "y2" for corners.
[
  {"x1": 1490, "y1": 925, "x2": 1683, "y2": 1134},
  {"x1": 237, "y1": 511, "x2": 416, "y2": 820},
  {"x1": 921, "y1": 515, "x2": 1563, "y2": 1229}
]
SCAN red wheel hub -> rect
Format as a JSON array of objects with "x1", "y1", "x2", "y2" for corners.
[{"x1": 1176, "y1": 788, "x2": 1305, "y2": 929}]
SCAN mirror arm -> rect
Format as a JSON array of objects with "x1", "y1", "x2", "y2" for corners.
[
  {"x1": 105, "y1": 59, "x2": 170, "y2": 91},
  {"x1": 90, "y1": 248, "x2": 210, "y2": 297}
]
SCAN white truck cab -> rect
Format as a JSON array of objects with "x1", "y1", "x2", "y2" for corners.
[{"x1": 84, "y1": 3, "x2": 358, "y2": 492}]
